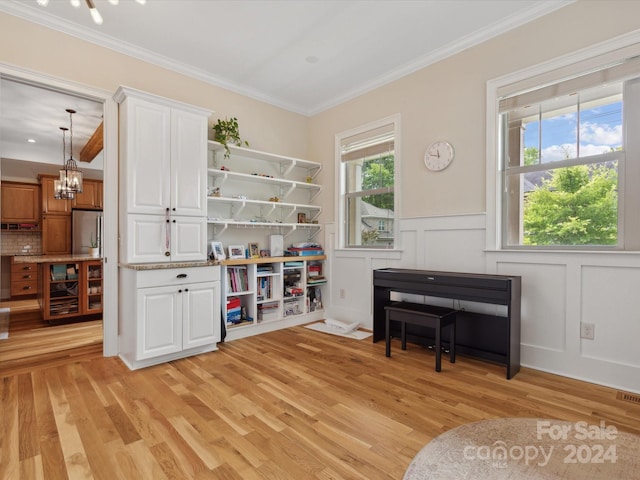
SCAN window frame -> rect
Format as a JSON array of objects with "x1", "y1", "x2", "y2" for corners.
[
  {"x1": 335, "y1": 114, "x2": 401, "y2": 250},
  {"x1": 486, "y1": 34, "x2": 640, "y2": 252}
]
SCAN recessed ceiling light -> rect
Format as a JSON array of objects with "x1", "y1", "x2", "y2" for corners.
[{"x1": 27, "y1": 138, "x2": 36, "y2": 143}]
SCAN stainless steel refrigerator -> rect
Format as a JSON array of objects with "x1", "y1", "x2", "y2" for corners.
[{"x1": 71, "y1": 209, "x2": 104, "y2": 255}]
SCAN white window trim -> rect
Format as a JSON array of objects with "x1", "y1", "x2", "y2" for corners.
[
  {"x1": 335, "y1": 113, "x2": 401, "y2": 251},
  {"x1": 486, "y1": 30, "x2": 640, "y2": 251}
]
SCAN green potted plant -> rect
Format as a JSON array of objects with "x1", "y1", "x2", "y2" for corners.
[
  {"x1": 212, "y1": 117, "x2": 249, "y2": 159},
  {"x1": 88, "y1": 233, "x2": 99, "y2": 257}
]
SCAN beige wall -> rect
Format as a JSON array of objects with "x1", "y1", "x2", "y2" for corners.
[
  {"x1": 5, "y1": 2, "x2": 640, "y2": 223},
  {"x1": 309, "y1": 0, "x2": 640, "y2": 221},
  {"x1": 0, "y1": 11, "x2": 309, "y2": 160}
]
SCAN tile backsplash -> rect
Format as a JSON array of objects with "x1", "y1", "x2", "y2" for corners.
[{"x1": 1, "y1": 231, "x2": 42, "y2": 256}]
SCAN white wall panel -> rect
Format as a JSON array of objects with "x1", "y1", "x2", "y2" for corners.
[
  {"x1": 581, "y1": 265, "x2": 640, "y2": 367},
  {"x1": 497, "y1": 262, "x2": 567, "y2": 352}
]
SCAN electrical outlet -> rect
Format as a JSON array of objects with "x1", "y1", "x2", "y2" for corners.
[
  {"x1": 580, "y1": 322, "x2": 595, "y2": 340},
  {"x1": 339, "y1": 288, "x2": 346, "y2": 299}
]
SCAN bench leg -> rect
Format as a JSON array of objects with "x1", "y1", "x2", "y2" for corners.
[
  {"x1": 401, "y1": 321, "x2": 407, "y2": 350},
  {"x1": 385, "y1": 310, "x2": 391, "y2": 357},
  {"x1": 450, "y1": 321, "x2": 456, "y2": 364},
  {"x1": 435, "y1": 324, "x2": 442, "y2": 372}
]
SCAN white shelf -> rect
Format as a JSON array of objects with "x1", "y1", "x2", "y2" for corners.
[
  {"x1": 208, "y1": 168, "x2": 321, "y2": 202},
  {"x1": 208, "y1": 141, "x2": 322, "y2": 178},
  {"x1": 207, "y1": 195, "x2": 321, "y2": 220}
]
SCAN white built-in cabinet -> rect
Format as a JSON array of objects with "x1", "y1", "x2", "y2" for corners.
[
  {"x1": 119, "y1": 265, "x2": 221, "y2": 370},
  {"x1": 115, "y1": 87, "x2": 210, "y2": 264}
]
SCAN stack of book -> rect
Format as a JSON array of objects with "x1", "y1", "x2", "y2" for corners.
[
  {"x1": 226, "y1": 296, "x2": 242, "y2": 323},
  {"x1": 285, "y1": 247, "x2": 324, "y2": 256}
]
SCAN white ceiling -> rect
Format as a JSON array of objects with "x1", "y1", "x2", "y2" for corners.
[
  {"x1": 0, "y1": 0, "x2": 572, "y2": 115},
  {"x1": 0, "y1": 0, "x2": 572, "y2": 180}
]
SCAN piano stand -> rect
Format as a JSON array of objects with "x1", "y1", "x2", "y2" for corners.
[{"x1": 385, "y1": 302, "x2": 457, "y2": 372}]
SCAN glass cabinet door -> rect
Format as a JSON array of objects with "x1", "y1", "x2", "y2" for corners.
[{"x1": 85, "y1": 261, "x2": 103, "y2": 314}]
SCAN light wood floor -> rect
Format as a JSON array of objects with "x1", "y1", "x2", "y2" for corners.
[
  {"x1": 1, "y1": 325, "x2": 639, "y2": 480},
  {"x1": 0, "y1": 298, "x2": 103, "y2": 377}
]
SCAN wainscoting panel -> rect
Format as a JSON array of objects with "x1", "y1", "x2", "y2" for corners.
[
  {"x1": 581, "y1": 265, "x2": 640, "y2": 367},
  {"x1": 496, "y1": 261, "x2": 567, "y2": 353}
]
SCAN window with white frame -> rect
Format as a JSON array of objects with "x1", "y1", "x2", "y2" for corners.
[
  {"x1": 498, "y1": 55, "x2": 640, "y2": 249},
  {"x1": 337, "y1": 116, "x2": 399, "y2": 249}
]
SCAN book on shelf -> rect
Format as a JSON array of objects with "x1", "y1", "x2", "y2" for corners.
[{"x1": 226, "y1": 266, "x2": 248, "y2": 292}]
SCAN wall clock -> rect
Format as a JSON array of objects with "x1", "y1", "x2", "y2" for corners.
[{"x1": 424, "y1": 140, "x2": 454, "y2": 171}]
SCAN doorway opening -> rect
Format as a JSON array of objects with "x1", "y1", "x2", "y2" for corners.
[{"x1": 0, "y1": 75, "x2": 107, "y2": 372}]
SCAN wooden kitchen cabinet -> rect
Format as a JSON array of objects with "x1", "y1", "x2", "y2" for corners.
[
  {"x1": 83, "y1": 260, "x2": 103, "y2": 314},
  {"x1": 40, "y1": 260, "x2": 102, "y2": 322},
  {"x1": 10, "y1": 257, "x2": 40, "y2": 297},
  {"x1": 1, "y1": 181, "x2": 40, "y2": 225},
  {"x1": 42, "y1": 214, "x2": 71, "y2": 255},
  {"x1": 39, "y1": 175, "x2": 72, "y2": 215},
  {"x1": 72, "y1": 179, "x2": 103, "y2": 210}
]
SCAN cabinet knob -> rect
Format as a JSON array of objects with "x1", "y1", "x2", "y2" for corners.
[
  {"x1": 172, "y1": 220, "x2": 176, "y2": 223},
  {"x1": 22, "y1": 275, "x2": 32, "y2": 279},
  {"x1": 22, "y1": 266, "x2": 33, "y2": 271},
  {"x1": 164, "y1": 251, "x2": 170, "y2": 257},
  {"x1": 23, "y1": 286, "x2": 32, "y2": 290},
  {"x1": 185, "y1": 288, "x2": 189, "y2": 292},
  {"x1": 176, "y1": 273, "x2": 187, "y2": 278},
  {"x1": 178, "y1": 289, "x2": 182, "y2": 293}
]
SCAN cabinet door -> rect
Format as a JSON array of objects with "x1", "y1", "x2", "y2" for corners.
[
  {"x1": 83, "y1": 261, "x2": 103, "y2": 314},
  {"x1": 170, "y1": 216, "x2": 207, "y2": 262},
  {"x1": 183, "y1": 281, "x2": 220, "y2": 349},
  {"x1": 40, "y1": 176, "x2": 72, "y2": 214},
  {"x1": 42, "y1": 214, "x2": 71, "y2": 254},
  {"x1": 121, "y1": 97, "x2": 171, "y2": 215},
  {"x1": 171, "y1": 109, "x2": 207, "y2": 216},
  {"x1": 136, "y1": 285, "x2": 181, "y2": 360},
  {"x1": 125, "y1": 214, "x2": 169, "y2": 264},
  {"x1": 1, "y1": 182, "x2": 40, "y2": 223},
  {"x1": 72, "y1": 180, "x2": 102, "y2": 210}
]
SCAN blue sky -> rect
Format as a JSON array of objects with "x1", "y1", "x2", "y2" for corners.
[{"x1": 523, "y1": 101, "x2": 622, "y2": 163}]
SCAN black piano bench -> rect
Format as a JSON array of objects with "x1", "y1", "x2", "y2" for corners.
[{"x1": 384, "y1": 302, "x2": 457, "y2": 372}]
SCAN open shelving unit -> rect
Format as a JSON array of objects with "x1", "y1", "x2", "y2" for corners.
[
  {"x1": 221, "y1": 255, "x2": 326, "y2": 340},
  {"x1": 207, "y1": 141, "x2": 323, "y2": 243}
]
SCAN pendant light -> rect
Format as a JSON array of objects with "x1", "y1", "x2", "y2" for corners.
[
  {"x1": 55, "y1": 109, "x2": 83, "y2": 200},
  {"x1": 37, "y1": 0, "x2": 146, "y2": 25}
]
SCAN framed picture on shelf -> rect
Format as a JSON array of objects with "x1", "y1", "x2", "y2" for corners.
[
  {"x1": 228, "y1": 245, "x2": 246, "y2": 259},
  {"x1": 209, "y1": 241, "x2": 225, "y2": 261},
  {"x1": 259, "y1": 249, "x2": 270, "y2": 257},
  {"x1": 248, "y1": 242, "x2": 259, "y2": 258},
  {"x1": 297, "y1": 212, "x2": 307, "y2": 224}
]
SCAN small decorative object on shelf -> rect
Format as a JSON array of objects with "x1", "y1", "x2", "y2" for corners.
[
  {"x1": 209, "y1": 241, "x2": 225, "y2": 260},
  {"x1": 212, "y1": 117, "x2": 249, "y2": 159},
  {"x1": 297, "y1": 213, "x2": 307, "y2": 224},
  {"x1": 228, "y1": 244, "x2": 245, "y2": 259},
  {"x1": 248, "y1": 242, "x2": 259, "y2": 258}
]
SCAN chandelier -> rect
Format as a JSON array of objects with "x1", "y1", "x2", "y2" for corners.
[
  {"x1": 36, "y1": 0, "x2": 147, "y2": 25},
  {"x1": 55, "y1": 109, "x2": 83, "y2": 200}
]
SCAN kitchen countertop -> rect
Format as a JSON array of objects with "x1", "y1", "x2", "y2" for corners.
[
  {"x1": 12, "y1": 254, "x2": 103, "y2": 263},
  {"x1": 120, "y1": 260, "x2": 220, "y2": 270}
]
